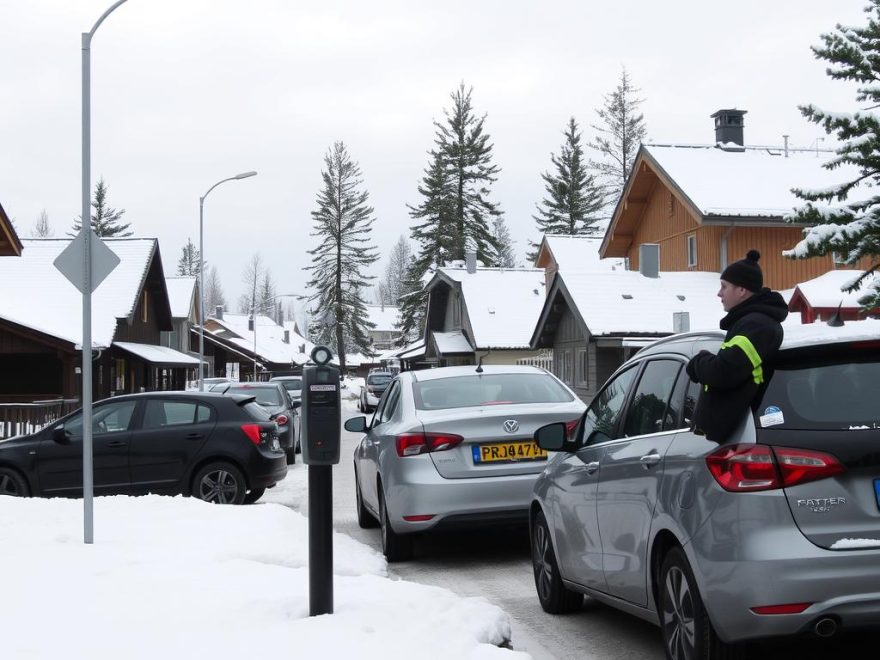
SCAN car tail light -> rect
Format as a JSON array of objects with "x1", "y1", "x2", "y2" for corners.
[
  {"x1": 241, "y1": 423, "x2": 264, "y2": 445},
  {"x1": 403, "y1": 514, "x2": 435, "y2": 522},
  {"x1": 275, "y1": 414, "x2": 289, "y2": 426},
  {"x1": 706, "y1": 444, "x2": 844, "y2": 492},
  {"x1": 396, "y1": 432, "x2": 464, "y2": 457}
]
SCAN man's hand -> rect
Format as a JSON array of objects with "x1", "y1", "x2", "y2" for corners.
[{"x1": 686, "y1": 350, "x2": 712, "y2": 382}]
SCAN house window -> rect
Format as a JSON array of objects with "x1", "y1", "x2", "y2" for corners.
[
  {"x1": 114, "y1": 358, "x2": 126, "y2": 393},
  {"x1": 686, "y1": 234, "x2": 697, "y2": 267},
  {"x1": 576, "y1": 347, "x2": 588, "y2": 388},
  {"x1": 559, "y1": 349, "x2": 574, "y2": 385},
  {"x1": 832, "y1": 251, "x2": 847, "y2": 266},
  {"x1": 142, "y1": 289, "x2": 149, "y2": 323}
]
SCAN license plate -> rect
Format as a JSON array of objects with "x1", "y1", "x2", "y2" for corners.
[
  {"x1": 874, "y1": 480, "x2": 880, "y2": 511},
  {"x1": 473, "y1": 441, "x2": 548, "y2": 464}
]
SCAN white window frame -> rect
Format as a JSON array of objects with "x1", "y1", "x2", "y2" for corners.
[
  {"x1": 686, "y1": 234, "x2": 697, "y2": 268},
  {"x1": 576, "y1": 347, "x2": 588, "y2": 388}
]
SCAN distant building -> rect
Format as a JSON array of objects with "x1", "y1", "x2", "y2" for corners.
[{"x1": 788, "y1": 270, "x2": 879, "y2": 324}]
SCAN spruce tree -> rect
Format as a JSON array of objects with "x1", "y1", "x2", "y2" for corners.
[
  {"x1": 379, "y1": 235, "x2": 413, "y2": 307},
  {"x1": 257, "y1": 271, "x2": 278, "y2": 316},
  {"x1": 436, "y1": 83, "x2": 503, "y2": 264},
  {"x1": 396, "y1": 255, "x2": 431, "y2": 345},
  {"x1": 304, "y1": 141, "x2": 379, "y2": 367},
  {"x1": 786, "y1": 1, "x2": 880, "y2": 309},
  {"x1": 177, "y1": 237, "x2": 201, "y2": 276},
  {"x1": 529, "y1": 117, "x2": 605, "y2": 261},
  {"x1": 70, "y1": 178, "x2": 132, "y2": 237},
  {"x1": 589, "y1": 69, "x2": 647, "y2": 205},
  {"x1": 493, "y1": 217, "x2": 518, "y2": 268}
]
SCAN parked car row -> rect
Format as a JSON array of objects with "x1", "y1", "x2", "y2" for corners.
[{"x1": 344, "y1": 322, "x2": 880, "y2": 659}]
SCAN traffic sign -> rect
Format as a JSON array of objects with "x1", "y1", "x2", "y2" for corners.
[{"x1": 53, "y1": 229, "x2": 120, "y2": 294}]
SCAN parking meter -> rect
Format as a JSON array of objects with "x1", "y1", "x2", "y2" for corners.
[{"x1": 301, "y1": 345, "x2": 341, "y2": 465}]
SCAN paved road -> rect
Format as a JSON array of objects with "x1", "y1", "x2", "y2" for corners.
[{"x1": 283, "y1": 401, "x2": 870, "y2": 660}]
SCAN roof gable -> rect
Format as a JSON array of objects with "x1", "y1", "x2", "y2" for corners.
[
  {"x1": 789, "y1": 269, "x2": 878, "y2": 311},
  {"x1": 0, "y1": 201, "x2": 23, "y2": 257}
]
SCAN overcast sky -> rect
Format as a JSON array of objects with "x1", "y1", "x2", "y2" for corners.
[{"x1": 0, "y1": 0, "x2": 869, "y2": 310}]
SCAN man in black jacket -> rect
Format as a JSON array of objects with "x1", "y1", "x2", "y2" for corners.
[{"x1": 686, "y1": 250, "x2": 789, "y2": 442}]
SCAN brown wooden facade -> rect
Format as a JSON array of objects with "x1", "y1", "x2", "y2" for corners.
[
  {"x1": 600, "y1": 149, "x2": 872, "y2": 291},
  {"x1": 0, "y1": 201, "x2": 23, "y2": 257}
]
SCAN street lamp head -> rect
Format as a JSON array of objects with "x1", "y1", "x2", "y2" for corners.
[{"x1": 235, "y1": 171, "x2": 258, "y2": 179}]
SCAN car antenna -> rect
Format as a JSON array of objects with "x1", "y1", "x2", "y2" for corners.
[
  {"x1": 475, "y1": 349, "x2": 490, "y2": 373},
  {"x1": 826, "y1": 301, "x2": 845, "y2": 327}
]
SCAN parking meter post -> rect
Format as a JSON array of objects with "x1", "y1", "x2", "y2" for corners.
[
  {"x1": 301, "y1": 345, "x2": 341, "y2": 617},
  {"x1": 308, "y1": 464, "x2": 333, "y2": 616}
]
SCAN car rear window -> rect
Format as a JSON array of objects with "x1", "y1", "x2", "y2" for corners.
[
  {"x1": 413, "y1": 373, "x2": 574, "y2": 410},
  {"x1": 368, "y1": 374, "x2": 393, "y2": 386},
  {"x1": 280, "y1": 379, "x2": 302, "y2": 391},
  {"x1": 242, "y1": 401, "x2": 272, "y2": 421},
  {"x1": 757, "y1": 350, "x2": 880, "y2": 430},
  {"x1": 226, "y1": 386, "x2": 283, "y2": 407}
]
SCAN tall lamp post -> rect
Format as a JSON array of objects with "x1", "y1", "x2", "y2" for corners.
[{"x1": 198, "y1": 171, "x2": 257, "y2": 391}]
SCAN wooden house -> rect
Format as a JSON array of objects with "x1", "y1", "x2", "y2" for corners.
[
  {"x1": 787, "y1": 270, "x2": 879, "y2": 324},
  {"x1": 600, "y1": 109, "x2": 873, "y2": 290},
  {"x1": 0, "y1": 201, "x2": 23, "y2": 257}
]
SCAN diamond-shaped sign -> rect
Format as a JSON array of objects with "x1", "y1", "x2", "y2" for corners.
[{"x1": 53, "y1": 229, "x2": 120, "y2": 294}]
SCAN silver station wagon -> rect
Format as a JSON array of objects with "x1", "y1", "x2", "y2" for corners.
[
  {"x1": 345, "y1": 364, "x2": 586, "y2": 561},
  {"x1": 530, "y1": 321, "x2": 880, "y2": 660}
]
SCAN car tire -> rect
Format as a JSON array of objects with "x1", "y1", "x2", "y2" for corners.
[
  {"x1": 192, "y1": 462, "x2": 247, "y2": 505},
  {"x1": 531, "y1": 509, "x2": 583, "y2": 613},
  {"x1": 243, "y1": 488, "x2": 265, "y2": 504},
  {"x1": 0, "y1": 467, "x2": 30, "y2": 497},
  {"x1": 354, "y1": 463, "x2": 379, "y2": 529},
  {"x1": 378, "y1": 485, "x2": 412, "y2": 562},
  {"x1": 660, "y1": 547, "x2": 744, "y2": 660}
]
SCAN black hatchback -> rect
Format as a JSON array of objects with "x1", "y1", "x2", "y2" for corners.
[{"x1": 0, "y1": 391, "x2": 287, "y2": 505}]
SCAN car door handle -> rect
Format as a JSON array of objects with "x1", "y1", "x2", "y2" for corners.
[
  {"x1": 107, "y1": 440, "x2": 127, "y2": 448},
  {"x1": 584, "y1": 461, "x2": 600, "y2": 474},
  {"x1": 186, "y1": 433, "x2": 204, "y2": 440},
  {"x1": 640, "y1": 452, "x2": 662, "y2": 468}
]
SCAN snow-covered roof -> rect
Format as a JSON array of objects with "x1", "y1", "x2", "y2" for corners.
[
  {"x1": 377, "y1": 338, "x2": 425, "y2": 360},
  {"x1": 540, "y1": 234, "x2": 625, "y2": 272},
  {"x1": 558, "y1": 270, "x2": 725, "y2": 336},
  {"x1": 433, "y1": 330, "x2": 473, "y2": 354},
  {"x1": 364, "y1": 304, "x2": 400, "y2": 332},
  {"x1": 114, "y1": 341, "x2": 199, "y2": 366},
  {"x1": 644, "y1": 144, "x2": 865, "y2": 218},
  {"x1": 0, "y1": 237, "x2": 158, "y2": 347},
  {"x1": 436, "y1": 266, "x2": 547, "y2": 349},
  {"x1": 790, "y1": 269, "x2": 878, "y2": 308},
  {"x1": 208, "y1": 313, "x2": 311, "y2": 366},
  {"x1": 164, "y1": 276, "x2": 196, "y2": 319}
]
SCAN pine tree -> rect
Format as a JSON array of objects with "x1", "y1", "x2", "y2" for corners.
[
  {"x1": 257, "y1": 271, "x2": 278, "y2": 316},
  {"x1": 69, "y1": 178, "x2": 132, "y2": 237},
  {"x1": 396, "y1": 255, "x2": 431, "y2": 345},
  {"x1": 31, "y1": 209, "x2": 53, "y2": 237},
  {"x1": 177, "y1": 237, "x2": 201, "y2": 276},
  {"x1": 493, "y1": 217, "x2": 518, "y2": 267},
  {"x1": 785, "y1": 1, "x2": 880, "y2": 309},
  {"x1": 304, "y1": 142, "x2": 380, "y2": 367},
  {"x1": 204, "y1": 266, "x2": 227, "y2": 314},
  {"x1": 529, "y1": 117, "x2": 605, "y2": 261},
  {"x1": 436, "y1": 83, "x2": 503, "y2": 264},
  {"x1": 589, "y1": 69, "x2": 647, "y2": 205}
]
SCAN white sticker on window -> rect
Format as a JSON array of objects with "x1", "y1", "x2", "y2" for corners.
[{"x1": 760, "y1": 405, "x2": 784, "y2": 427}]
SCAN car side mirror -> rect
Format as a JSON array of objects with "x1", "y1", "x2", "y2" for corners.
[
  {"x1": 344, "y1": 416, "x2": 368, "y2": 433},
  {"x1": 535, "y1": 422, "x2": 576, "y2": 452},
  {"x1": 53, "y1": 425, "x2": 70, "y2": 445}
]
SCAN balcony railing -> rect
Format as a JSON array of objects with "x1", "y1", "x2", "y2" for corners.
[{"x1": 0, "y1": 398, "x2": 80, "y2": 439}]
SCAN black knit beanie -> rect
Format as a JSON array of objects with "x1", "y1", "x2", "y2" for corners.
[{"x1": 721, "y1": 250, "x2": 763, "y2": 292}]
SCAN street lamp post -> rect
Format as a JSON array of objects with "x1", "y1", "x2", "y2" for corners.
[{"x1": 198, "y1": 171, "x2": 257, "y2": 391}]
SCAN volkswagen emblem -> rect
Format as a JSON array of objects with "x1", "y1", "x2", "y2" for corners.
[{"x1": 503, "y1": 419, "x2": 519, "y2": 434}]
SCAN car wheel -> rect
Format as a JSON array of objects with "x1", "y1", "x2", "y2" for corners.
[
  {"x1": 192, "y1": 462, "x2": 247, "y2": 505},
  {"x1": 0, "y1": 467, "x2": 30, "y2": 497},
  {"x1": 660, "y1": 547, "x2": 743, "y2": 660},
  {"x1": 378, "y1": 485, "x2": 412, "y2": 562},
  {"x1": 354, "y1": 463, "x2": 379, "y2": 529},
  {"x1": 531, "y1": 509, "x2": 583, "y2": 613},
  {"x1": 243, "y1": 488, "x2": 265, "y2": 504}
]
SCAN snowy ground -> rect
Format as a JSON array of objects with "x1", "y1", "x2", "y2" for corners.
[{"x1": 0, "y1": 431, "x2": 528, "y2": 660}]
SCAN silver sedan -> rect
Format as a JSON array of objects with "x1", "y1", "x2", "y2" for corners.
[{"x1": 344, "y1": 364, "x2": 585, "y2": 561}]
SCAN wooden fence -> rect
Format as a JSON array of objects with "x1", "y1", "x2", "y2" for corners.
[{"x1": 0, "y1": 398, "x2": 80, "y2": 439}]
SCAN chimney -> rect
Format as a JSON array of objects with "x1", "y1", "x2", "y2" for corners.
[
  {"x1": 711, "y1": 109, "x2": 747, "y2": 148},
  {"x1": 215, "y1": 305, "x2": 223, "y2": 320},
  {"x1": 283, "y1": 329, "x2": 290, "y2": 344},
  {"x1": 465, "y1": 250, "x2": 477, "y2": 274},
  {"x1": 673, "y1": 311, "x2": 690, "y2": 334},
  {"x1": 639, "y1": 244, "x2": 660, "y2": 278}
]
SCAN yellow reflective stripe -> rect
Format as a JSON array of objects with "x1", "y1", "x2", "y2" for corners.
[{"x1": 720, "y1": 335, "x2": 764, "y2": 384}]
